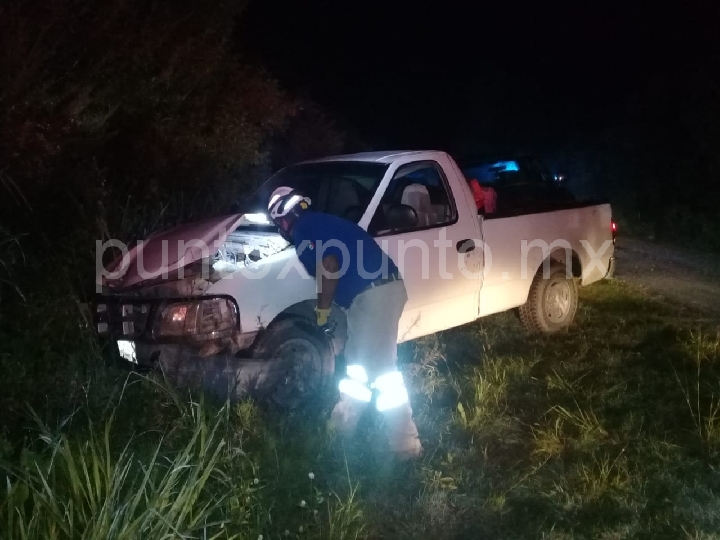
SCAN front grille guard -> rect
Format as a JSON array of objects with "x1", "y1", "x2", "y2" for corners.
[{"x1": 94, "y1": 294, "x2": 240, "y2": 343}]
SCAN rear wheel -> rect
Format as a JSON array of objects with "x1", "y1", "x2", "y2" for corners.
[{"x1": 518, "y1": 262, "x2": 578, "y2": 333}]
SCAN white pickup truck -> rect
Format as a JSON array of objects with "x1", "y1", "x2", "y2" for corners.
[{"x1": 96, "y1": 151, "x2": 616, "y2": 404}]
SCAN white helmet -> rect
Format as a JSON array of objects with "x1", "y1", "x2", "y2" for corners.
[
  {"x1": 267, "y1": 186, "x2": 311, "y2": 241},
  {"x1": 268, "y1": 186, "x2": 311, "y2": 220}
]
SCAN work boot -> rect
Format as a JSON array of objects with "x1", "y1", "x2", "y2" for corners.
[
  {"x1": 382, "y1": 403, "x2": 423, "y2": 460},
  {"x1": 328, "y1": 394, "x2": 367, "y2": 436},
  {"x1": 393, "y1": 437, "x2": 423, "y2": 461}
]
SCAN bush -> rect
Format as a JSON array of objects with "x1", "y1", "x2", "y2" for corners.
[
  {"x1": 0, "y1": 0, "x2": 349, "y2": 439},
  {"x1": 0, "y1": 0, "x2": 296, "y2": 247}
]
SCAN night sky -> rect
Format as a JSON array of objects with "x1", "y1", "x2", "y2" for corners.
[{"x1": 239, "y1": 0, "x2": 719, "y2": 153}]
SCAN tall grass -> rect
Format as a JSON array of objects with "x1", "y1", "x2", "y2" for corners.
[
  {"x1": 1, "y1": 403, "x2": 239, "y2": 540},
  {"x1": 0, "y1": 376, "x2": 370, "y2": 540},
  {"x1": 674, "y1": 330, "x2": 720, "y2": 453},
  {"x1": 455, "y1": 358, "x2": 510, "y2": 432}
]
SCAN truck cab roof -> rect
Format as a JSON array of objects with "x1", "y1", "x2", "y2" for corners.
[{"x1": 302, "y1": 150, "x2": 446, "y2": 164}]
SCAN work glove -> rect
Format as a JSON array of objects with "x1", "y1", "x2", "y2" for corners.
[
  {"x1": 315, "y1": 307, "x2": 335, "y2": 338},
  {"x1": 315, "y1": 307, "x2": 331, "y2": 327}
]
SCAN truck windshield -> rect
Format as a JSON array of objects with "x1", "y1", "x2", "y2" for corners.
[{"x1": 244, "y1": 161, "x2": 389, "y2": 224}]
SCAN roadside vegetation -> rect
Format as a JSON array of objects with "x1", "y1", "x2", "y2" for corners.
[
  {"x1": 2, "y1": 1, "x2": 720, "y2": 538},
  {"x1": 2, "y1": 279, "x2": 720, "y2": 539}
]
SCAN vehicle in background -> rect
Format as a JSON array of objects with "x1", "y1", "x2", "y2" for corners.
[{"x1": 459, "y1": 155, "x2": 576, "y2": 216}]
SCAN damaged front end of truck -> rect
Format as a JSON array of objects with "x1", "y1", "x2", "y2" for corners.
[{"x1": 94, "y1": 213, "x2": 334, "y2": 405}]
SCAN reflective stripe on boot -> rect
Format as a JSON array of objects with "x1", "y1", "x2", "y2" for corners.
[
  {"x1": 331, "y1": 364, "x2": 372, "y2": 435},
  {"x1": 372, "y1": 370, "x2": 409, "y2": 412}
]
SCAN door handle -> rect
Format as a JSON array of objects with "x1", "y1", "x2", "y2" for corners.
[{"x1": 456, "y1": 239, "x2": 475, "y2": 253}]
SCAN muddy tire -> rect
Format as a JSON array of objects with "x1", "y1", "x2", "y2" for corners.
[
  {"x1": 519, "y1": 262, "x2": 578, "y2": 333},
  {"x1": 252, "y1": 319, "x2": 335, "y2": 408}
]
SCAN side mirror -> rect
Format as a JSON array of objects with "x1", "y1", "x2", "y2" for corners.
[{"x1": 386, "y1": 204, "x2": 418, "y2": 230}]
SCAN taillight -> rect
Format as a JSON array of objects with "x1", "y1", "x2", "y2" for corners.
[{"x1": 611, "y1": 221, "x2": 617, "y2": 243}]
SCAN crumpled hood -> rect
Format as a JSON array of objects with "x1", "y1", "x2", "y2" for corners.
[{"x1": 103, "y1": 214, "x2": 245, "y2": 290}]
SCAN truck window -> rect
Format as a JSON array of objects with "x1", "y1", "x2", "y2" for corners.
[
  {"x1": 244, "y1": 161, "x2": 389, "y2": 223},
  {"x1": 369, "y1": 161, "x2": 457, "y2": 236}
]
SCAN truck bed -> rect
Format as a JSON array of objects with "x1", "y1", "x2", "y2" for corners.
[{"x1": 484, "y1": 198, "x2": 611, "y2": 220}]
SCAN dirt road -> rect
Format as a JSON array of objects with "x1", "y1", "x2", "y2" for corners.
[{"x1": 614, "y1": 237, "x2": 720, "y2": 316}]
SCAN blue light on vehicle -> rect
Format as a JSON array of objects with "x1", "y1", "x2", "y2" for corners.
[
  {"x1": 462, "y1": 160, "x2": 520, "y2": 184},
  {"x1": 491, "y1": 160, "x2": 519, "y2": 171}
]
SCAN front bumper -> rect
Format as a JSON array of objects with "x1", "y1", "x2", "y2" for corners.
[
  {"x1": 115, "y1": 331, "x2": 259, "y2": 369},
  {"x1": 95, "y1": 294, "x2": 258, "y2": 368},
  {"x1": 95, "y1": 294, "x2": 240, "y2": 344}
]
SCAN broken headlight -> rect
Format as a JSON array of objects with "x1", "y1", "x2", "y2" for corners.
[{"x1": 153, "y1": 297, "x2": 238, "y2": 341}]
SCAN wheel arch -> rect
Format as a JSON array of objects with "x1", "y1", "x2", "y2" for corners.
[
  {"x1": 253, "y1": 299, "x2": 347, "y2": 356},
  {"x1": 549, "y1": 248, "x2": 582, "y2": 278},
  {"x1": 530, "y1": 248, "x2": 582, "y2": 282},
  {"x1": 515, "y1": 248, "x2": 581, "y2": 312}
]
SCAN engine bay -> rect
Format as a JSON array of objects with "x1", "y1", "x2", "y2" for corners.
[{"x1": 214, "y1": 229, "x2": 288, "y2": 269}]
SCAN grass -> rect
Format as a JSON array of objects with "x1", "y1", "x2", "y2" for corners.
[{"x1": 2, "y1": 279, "x2": 720, "y2": 539}]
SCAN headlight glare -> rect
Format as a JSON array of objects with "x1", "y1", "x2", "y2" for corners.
[{"x1": 154, "y1": 298, "x2": 237, "y2": 340}]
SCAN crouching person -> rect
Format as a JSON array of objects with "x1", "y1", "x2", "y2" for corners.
[{"x1": 267, "y1": 187, "x2": 423, "y2": 459}]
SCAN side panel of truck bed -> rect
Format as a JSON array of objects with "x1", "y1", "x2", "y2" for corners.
[{"x1": 479, "y1": 204, "x2": 614, "y2": 317}]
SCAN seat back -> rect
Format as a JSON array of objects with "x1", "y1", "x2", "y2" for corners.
[{"x1": 400, "y1": 184, "x2": 438, "y2": 226}]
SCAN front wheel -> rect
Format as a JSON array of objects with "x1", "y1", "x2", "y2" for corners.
[
  {"x1": 518, "y1": 262, "x2": 578, "y2": 333},
  {"x1": 252, "y1": 319, "x2": 335, "y2": 408},
  {"x1": 152, "y1": 319, "x2": 335, "y2": 407}
]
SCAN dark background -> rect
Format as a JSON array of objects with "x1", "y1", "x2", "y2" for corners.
[
  {"x1": 239, "y1": 0, "x2": 719, "y2": 152},
  {"x1": 233, "y1": 0, "x2": 720, "y2": 244}
]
